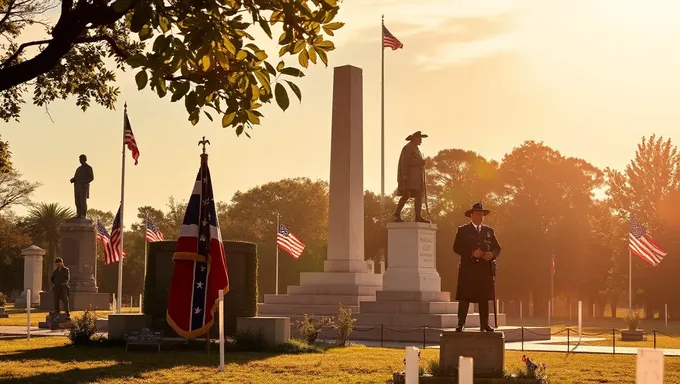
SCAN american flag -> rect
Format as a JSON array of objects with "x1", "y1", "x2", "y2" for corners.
[
  {"x1": 383, "y1": 25, "x2": 403, "y2": 50},
  {"x1": 146, "y1": 217, "x2": 164, "y2": 242},
  {"x1": 277, "y1": 224, "x2": 305, "y2": 258},
  {"x1": 124, "y1": 110, "x2": 140, "y2": 165},
  {"x1": 106, "y1": 206, "x2": 124, "y2": 264},
  {"x1": 166, "y1": 152, "x2": 229, "y2": 339},
  {"x1": 629, "y1": 218, "x2": 667, "y2": 267},
  {"x1": 95, "y1": 220, "x2": 112, "y2": 259}
]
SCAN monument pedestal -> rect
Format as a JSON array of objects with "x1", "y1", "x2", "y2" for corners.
[
  {"x1": 14, "y1": 245, "x2": 45, "y2": 308},
  {"x1": 38, "y1": 219, "x2": 109, "y2": 310},
  {"x1": 355, "y1": 222, "x2": 506, "y2": 343}
]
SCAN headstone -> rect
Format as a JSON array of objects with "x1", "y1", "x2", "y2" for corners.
[
  {"x1": 237, "y1": 317, "x2": 290, "y2": 345},
  {"x1": 405, "y1": 346, "x2": 420, "y2": 384},
  {"x1": 366, "y1": 260, "x2": 374, "y2": 273},
  {"x1": 14, "y1": 245, "x2": 45, "y2": 308},
  {"x1": 439, "y1": 330, "x2": 505, "y2": 378},
  {"x1": 636, "y1": 348, "x2": 663, "y2": 384},
  {"x1": 379, "y1": 260, "x2": 385, "y2": 275},
  {"x1": 458, "y1": 356, "x2": 474, "y2": 384}
]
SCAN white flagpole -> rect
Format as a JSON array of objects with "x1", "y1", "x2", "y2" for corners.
[
  {"x1": 94, "y1": 228, "x2": 98, "y2": 287},
  {"x1": 142, "y1": 211, "x2": 148, "y2": 311},
  {"x1": 275, "y1": 212, "x2": 280, "y2": 295},
  {"x1": 380, "y1": 15, "x2": 385, "y2": 210},
  {"x1": 629, "y1": 249, "x2": 632, "y2": 311},
  {"x1": 117, "y1": 103, "x2": 127, "y2": 314}
]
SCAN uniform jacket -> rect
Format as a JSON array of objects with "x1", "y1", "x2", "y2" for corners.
[
  {"x1": 396, "y1": 142, "x2": 425, "y2": 195},
  {"x1": 453, "y1": 222, "x2": 501, "y2": 303},
  {"x1": 51, "y1": 266, "x2": 70, "y2": 291},
  {"x1": 73, "y1": 164, "x2": 94, "y2": 198}
]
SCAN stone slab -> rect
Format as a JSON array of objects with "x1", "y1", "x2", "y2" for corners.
[
  {"x1": 355, "y1": 312, "x2": 505, "y2": 329},
  {"x1": 0, "y1": 307, "x2": 7, "y2": 318},
  {"x1": 263, "y1": 294, "x2": 374, "y2": 306},
  {"x1": 299, "y1": 271, "x2": 383, "y2": 287},
  {"x1": 375, "y1": 291, "x2": 451, "y2": 302},
  {"x1": 383, "y1": 223, "x2": 440, "y2": 292},
  {"x1": 237, "y1": 316, "x2": 290, "y2": 345},
  {"x1": 440, "y1": 330, "x2": 505, "y2": 377},
  {"x1": 287, "y1": 284, "x2": 379, "y2": 296},
  {"x1": 258, "y1": 303, "x2": 359, "y2": 316},
  {"x1": 360, "y1": 300, "x2": 459, "y2": 314},
  {"x1": 107, "y1": 314, "x2": 152, "y2": 341},
  {"x1": 39, "y1": 291, "x2": 110, "y2": 311}
]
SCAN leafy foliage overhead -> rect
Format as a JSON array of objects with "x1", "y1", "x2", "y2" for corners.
[{"x1": 0, "y1": 0, "x2": 344, "y2": 136}]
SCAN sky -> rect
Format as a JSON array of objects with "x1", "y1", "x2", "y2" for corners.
[{"x1": 3, "y1": 0, "x2": 680, "y2": 225}]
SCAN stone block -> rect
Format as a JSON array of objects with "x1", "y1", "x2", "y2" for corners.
[
  {"x1": 258, "y1": 303, "x2": 358, "y2": 316},
  {"x1": 39, "y1": 291, "x2": 110, "y2": 311},
  {"x1": 237, "y1": 316, "x2": 290, "y2": 345},
  {"x1": 376, "y1": 291, "x2": 451, "y2": 302},
  {"x1": 383, "y1": 223, "x2": 440, "y2": 292},
  {"x1": 263, "y1": 294, "x2": 373, "y2": 306},
  {"x1": 107, "y1": 314, "x2": 152, "y2": 340},
  {"x1": 440, "y1": 330, "x2": 505, "y2": 377},
  {"x1": 59, "y1": 219, "x2": 98, "y2": 293},
  {"x1": 0, "y1": 307, "x2": 7, "y2": 318},
  {"x1": 287, "y1": 284, "x2": 378, "y2": 296},
  {"x1": 299, "y1": 271, "x2": 383, "y2": 287}
]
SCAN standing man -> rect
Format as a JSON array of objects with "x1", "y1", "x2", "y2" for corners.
[
  {"x1": 394, "y1": 131, "x2": 430, "y2": 223},
  {"x1": 70, "y1": 154, "x2": 94, "y2": 219},
  {"x1": 453, "y1": 202, "x2": 501, "y2": 332},
  {"x1": 51, "y1": 257, "x2": 71, "y2": 318}
]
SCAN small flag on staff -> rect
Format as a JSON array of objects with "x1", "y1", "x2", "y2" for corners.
[
  {"x1": 629, "y1": 218, "x2": 667, "y2": 267},
  {"x1": 277, "y1": 224, "x2": 305, "y2": 258},
  {"x1": 166, "y1": 147, "x2": 229, "y2": 339},
  {"x1": 146, "y1": 217, "x2": 164, "y2": 242},
  {"x1": 104, "y1": 207, "x2": 125, "y2": 264},
  {"x1": 124, "y1": 110, "x2": 140, "y2": 165},
  {"x1": 96, "y1": 220, "x2": 112, "y2": 259},
  {"x1": 382, "y1": 25, "x2": 403, "y2": 50}
]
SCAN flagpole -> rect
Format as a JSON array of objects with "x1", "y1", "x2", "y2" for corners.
[
  {"x1": 628, "y1": 249, "x2": 632, "y2": 311},
  {"x1": 275, "y1": 212, "x2": 280, "y2": 295},
  {"x1": 94, "y1": 229, "x2": 98, "y2": 287},
  {"x1": 550, "y1": 254, "x2": 554, "y2": 309},
  {"x1": 142, "y1": 211, "x2": 148, "y2": 310},
  {"x1": 117, "y1": 103, "x2": 127, "y2": 314},
  {"x1": 380, "y1": 14, "x2": 385, "y2": 210}
]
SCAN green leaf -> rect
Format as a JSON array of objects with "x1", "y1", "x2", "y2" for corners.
[
  {"x1": 204, "y1": 111, "x2": 213, "y2": 121},
  {"x1": 200, "y1": 55, "x2": 211, "y2": 71},
  {"x1": 323, "y1": 8, "x2": 339, "y2": 23},
  {"x1": 130, "y1": 6, "x2": 150, "y2": 32},
  {"x1": 280, "y1": 67, "x2": 304, "y2": 77},
  {"x1": 216, "y1": 52, "x2": 229, "y2": 69},
  {"x1": 135, "y1": 70, "x2": 148, "y2": 90},
  {"x1": 278, "y1": 45, "x2": 290, "y2": 57},
  {"x1": 222, "y1": 112, "x2": 236, "y2": 127},
  {"x1": 159, "y1": 16, "x2": 171, "y2": 33},
  {"x1": 254, "y1": 50, "x2": 268, "y2": 61},
  {"x1": 236, "y1": 50, "x2": 248, "y2": 61},
  {"x1": 189, "y1": 110, "x2": 200, "y2": 126},
  {"x1": 322, "y1": 26, "x2": 335, "y2": 36},
  {"x1": 276, "y1": 61, "x2": 285, "y2": 71},
  {"x1": 236, "y1": 125, "x2": 244, "y2": 136},
  {"x1": 264, "y1": 61, "x2": 277, "y2": 76},
  {"x1": 298, "y1": 49, "x2": 309, "y2": 68},
  {"x1": 258, "y1": 19, "x2": 272, "y2": 38},
  {"x1": 307, "y1": 47, "x2": 317, "y2": 64},
  {"x1": 246, "y1": 110, "x2": 260, "y2": 124},
  {"x1": 322, "y1": 0, "x2": 337, "y2": 7},
  {"x1": 171, "y1": 81, "x2": 190, "y2": 102},
  {"x1": 126, "y1": 53, "x2": 146, "y2": 68},
  {"x1": 139, "y1": 25, "x2": 153, "y2": 40},
  {"x1": 285, "y1": 80, "x2": 302, "y2": 102},
  {"x1": 275, "y1": 83, "x2": 289, "y2": 111},
  {"x1": 293, "y1": 40, "x2": 306, "y2": 54},
  {"x1": 185, "y1": 91, "x2": 197, "y2": 113},
  {"x1": 254, "y1": 70, "x2": 271, "y2": 94},
  {"x1": 223, "y1": 38, "x2": 236, "y2": 55},
  {"x1": 156, "y1": 77, "x2": 167, "y2": 98},
  {"x1": 315, "y1": 47, "x2": 329, "y2": 66},
  {"x1": 314, "y1": 40, "x2": 335, "y2": 50},
  {"x1": 153, "y1": 35, "x2": 167, "y2": 52},
  {"x1": 324, "y1": 22, "x2": 344, "y2": 30},
  {"x1": 112, "y1": 0, "x2": 134, "y2": 13}
]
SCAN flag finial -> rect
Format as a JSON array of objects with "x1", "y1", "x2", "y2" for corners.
[{"x1": 198, "y1": 136, "x2": 211, "y2": 155}]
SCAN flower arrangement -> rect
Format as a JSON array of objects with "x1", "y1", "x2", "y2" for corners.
[{"x1": 518, "y1": 355, "x2": 548, "y2": 382}]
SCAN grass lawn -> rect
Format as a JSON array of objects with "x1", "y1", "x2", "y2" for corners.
[
  {"x1": 2, "y1": 337, "x2": 680, "y2": 383},
  {"x1": 0, "y1": 304, "x2": 140, "y2": 327}
]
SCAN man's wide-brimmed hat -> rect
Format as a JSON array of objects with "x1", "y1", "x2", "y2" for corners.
[
  {"x1": 405, "y1": 131, "x2": 428, "y2": 141},
  {"x1": 465, "y1": 202, "x2": 491, "y2": 217}
]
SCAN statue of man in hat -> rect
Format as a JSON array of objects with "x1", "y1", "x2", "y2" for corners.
[
  {"x1": 70, "y1": 154, "x2": 94, "y2": 219},
  {"x1": 393, "y1": 131, "x2": 430, "y2": 223},
  {"x1": 453, "y1": 202, "x2": 502, "y2": 332}
]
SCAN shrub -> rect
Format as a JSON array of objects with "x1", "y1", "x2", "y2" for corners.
[
  {"x1": 294, "y1": 314, "x2": 333, "y2": 344},
  {"x1": 626, "y1": 309, "x2": 642, "y2": 331},
  {"x1": 68, "y1": 310, "x2": 98, "y2": 346},
  {"x1": 333, "y1": 304, "x2": 356, "y2": 346},
  {"x1": 272, "y1": 339, "x2": 324, "y2": 354},
  {"x1": 0, "y1": 292, "x2": 6, "y2": 307},
  {"x1": 233, "y1": 330, "x2": 269, "y2": 352}
]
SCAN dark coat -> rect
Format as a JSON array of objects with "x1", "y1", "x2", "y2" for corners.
[
  {"x1": 50, "y1": 266, "x2": 70, "y2": 291},
  {"x1": 453, "y1": 223, "x2": 501, "y2": 303},
  {"x1": 396, "y1": 142, "x2": 426, "y2": 196}
]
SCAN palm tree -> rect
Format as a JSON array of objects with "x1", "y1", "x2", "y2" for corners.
[{"x1": 25, "y1": 203, "x2": 74, "y2": 290}]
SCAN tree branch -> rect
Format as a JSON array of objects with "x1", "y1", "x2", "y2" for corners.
[
  {"x1": 0, "y1": 0, "x2": 16, "y2": 29},
  {"x1": 77, "y1": 34, "x2": 129, "y2": 59},
  {"x1": 1, "y1": 39, "x2": 52, "y2": 69}
]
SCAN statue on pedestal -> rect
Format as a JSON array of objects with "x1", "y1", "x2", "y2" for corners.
[
  {"x1": 70, "y1": 154, "x2": 94, "y2": 219},
  {"x1": 394, "y1": 131, "x2": 430, "y2": 223}
]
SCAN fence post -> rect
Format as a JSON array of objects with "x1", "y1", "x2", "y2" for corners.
[
  {"x1": 567, "y1": 328, "x2": 570, "y2": 352},
  {"x1": 521, "y1": 326, "x2": 524, "y2": 351},
  {"x1": 654, "y1": 330, "x2": 657, "y2": 349},
  {"x1": 422, "y1": 325, "x2": 426, "y2": 348},
  {"x1": 380, "y1": 324, "x2": 384, "y2": 348},
  {"x1": 26, "y1": 288, "x2": 31, "y2": 341},
  {"x1": 612, "y1": 328, "x2": 616, "y2": 354}
]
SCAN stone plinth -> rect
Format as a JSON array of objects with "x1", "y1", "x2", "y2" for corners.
[
  {"x1": 14, "y1": 245, "x2": 45, "y2": 308},
  {"x1": 108, "y1": 314, "x2": 152, "y2": 340},
  {"x1": 354, "y1": 223, "x2": 507, "y2": 343},
  {"x1": 258, "y1": 65, "x2": 382, "y2": 320},
  {"x1": 440, "y1": 330, "x2": 505, "y2": 377},
  {"x1": 237, "y1": 316, "x2": 290, "y2": 345},
  {"x1": 59, "y1": 219, "x2": 98, "y2": 293},
  {"x1": 39, "y1": 291, "x2": 110, "y2": 311},
  {"x1": 0, "y1": 307, "x2": 7, "y2": 318}
]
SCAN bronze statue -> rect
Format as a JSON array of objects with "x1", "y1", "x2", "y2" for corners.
[
  {"x1": 394, "y1": 131, "x2": 430, "y2": 223},
  {"x1": 70, "y1": 154, "x2": 94, "y2": 219}
]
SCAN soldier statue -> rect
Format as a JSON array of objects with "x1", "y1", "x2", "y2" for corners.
[
  {"x1": 70, "y1": 154, "x2": 94, "y2": 219},
  {"x1": 394, "y1": 131, "x2": 430, "y2": 223},
  {"x1": 453, "y1": 202, "x2": 502, "y2": 332}
]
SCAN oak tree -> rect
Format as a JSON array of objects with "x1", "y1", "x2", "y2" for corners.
[{"x1": 0, "y1": 0, "x2": 344, "y2": 135}]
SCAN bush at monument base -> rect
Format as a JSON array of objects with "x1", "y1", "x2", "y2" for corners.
[{"x1": 143, "y1": 240, "x2": 258, "y2": 338}]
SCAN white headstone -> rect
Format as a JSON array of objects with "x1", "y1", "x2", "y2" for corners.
[
  {"x1": 366, "y1": 260, "x2": 374, "y2": 273},
  {"x1": 458, "y1": 356, "x2": 473, "y2": 384},
  {"x1": 16, "y1": 246, "x2": 45, "y2": 307},
  {"x1": 379, "y1": 260, "x2": 385, "y2": 275},
  {"x1": 636, "y1": 348, "x2": 663, "y2": 384},
  {"x1": 405, "y1": 346, "x2": 420, "y2": 384}
]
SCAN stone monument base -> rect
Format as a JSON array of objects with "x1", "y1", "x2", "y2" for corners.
[
  {"x1": 39, "y1": 291, "x2": 110, "y2": 311},
  {"x1": 0, "y1": 307, "x2": 8, "y2": 318},
  {"x1": 440, "y1": 330, "x2": 505, "y2": 378},
  {"x1": 108, "y1": 313, "x2": 152, "y2": 340},
  {"x1": 14, "y1": 290, "x2": 42, "y2": 308},
  {"x1": 237, "y1": 316, "x2": 291, "y2": 345}
]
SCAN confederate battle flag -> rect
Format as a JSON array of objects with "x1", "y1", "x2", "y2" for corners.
[{"x1": 166, "y1": 152, "x2": 229, "y2": 339}]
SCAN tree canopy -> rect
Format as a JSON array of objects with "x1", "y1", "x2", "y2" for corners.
[{"x1": 0, "y1": 0, "x2": 344, "y2": 135}]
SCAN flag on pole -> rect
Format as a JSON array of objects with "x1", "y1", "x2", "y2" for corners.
[
  {"x1": 145, "y1": 217, "x2": 165, "y2": 242},
  {"x1": 382, "y1": 25, "x2": 403, "y2": 50},
  {"x1": 277, "y1": 224, "x2": 305, "y2": 258},
  {"x1": 166, "y1": 152, "x2": 229, "y2": 339},
  {"x1": 103, "y1": 207, "x2": 125, "y2": 264},
  {"x1": 629, "y1": 218, "x2": 667, "y2": 267},
  {"x1": 95, "y1": 220, "x2": 113, "y2": 262},
  {"x1": 124, "y1": 111, "x2": 140, "y2": 165}
]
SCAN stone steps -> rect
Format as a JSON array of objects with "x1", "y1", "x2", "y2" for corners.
[
  {"x1": 287, "y1": 284, "x2": 379, "y2": 296},
  {"x1": 263, "y1": 294, "x2": 374, "y2": 306},
  {"x1": 257, "y1": 303, "x2": 360, "y2": 316},
  {"x1": 347, "y1": 324, "x2": 544, "y2": 344},
  {"x1": 360, "y1": 301, "x2": 459, "y2": 314},
  {"x1": 355, "y1": 312, "x2": 506, "y2": 329}
]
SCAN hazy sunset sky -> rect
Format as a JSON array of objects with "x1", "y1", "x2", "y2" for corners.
[{"x1": 3, "y1": 0, "x2": 680, "y2": 224}]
